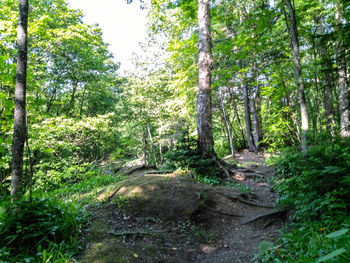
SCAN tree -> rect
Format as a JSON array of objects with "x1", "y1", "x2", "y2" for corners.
[
  {"x1": 282, "y1": 0, "x2": 309, "y2": 152},
  {"x1": 335, "y1": 1, "x2": 350, "y2": 137},
  {"x1": 11, "y1": 0, "x2": 29, "y2": 197},
  {"x1": 197, "y1": 0, "x2": 215, "y2": 157}
]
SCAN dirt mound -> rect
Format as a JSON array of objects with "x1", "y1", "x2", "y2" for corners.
[
  {"x1": 79, "y1": 152, "x2": 285, "y2": 263},
  {"x1": 109, "y1": 173, "x2": 210, "y2": 220}
]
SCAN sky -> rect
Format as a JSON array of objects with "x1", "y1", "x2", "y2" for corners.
[{"x1": 67, "y1": 0, "x2": 148, "y2": 73}]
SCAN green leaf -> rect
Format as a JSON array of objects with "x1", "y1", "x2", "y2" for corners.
[
  {"x1": 326, "y1": 229, "x2": 349, "y2": 239},
  {"x1": 316, "y1": 248, "x2": 346, "y2": 263},
  {"x1": 257, "y1": 241, "x2": 273, "y2": 255}
]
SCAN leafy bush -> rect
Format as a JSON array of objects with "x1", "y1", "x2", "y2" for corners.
[
  {"x1": 0, "y1": 197, "x2": 83, "y2": 262},
  {"x1": 29, "y1": 114, "x2": 121, "y2": 191},
  {"x1": 271, "y1": 140, "x2": 350, "y2": 222},
  {"x1": 258, "y1": 139, "x2": 350, "y2": 262}
]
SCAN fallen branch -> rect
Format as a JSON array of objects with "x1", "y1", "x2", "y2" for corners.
[{"x1": 244, "y1": 209, "x2": 287, "y2": 224}]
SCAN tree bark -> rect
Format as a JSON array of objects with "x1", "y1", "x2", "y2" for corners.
[
  {"x1": 249, "y1": 87, "x2": 261, "y2": 151},
  {"x1": 229, "y1": 88, "x2": 246, "y2": 147},
  {"x1": 197, "y1": 0, "x2": 215, "y2": 157},
  {"x1": 11, "y1": 0, "x2": 29, "y2": 198},
  {"x1": 242, "y1": 81, "x2": 257, "y2": 152},
  {"x1": 283, "y1": 0, "x2": 309, "y2": 152},
  {"x1": 219, "y1": 89, "x2": 235, "y2": 157},
  {"x1": 315, "y1": 17, "x2": 336, "y2": 135},
  {"x1": 335, "y1": 4, "x2": 350, "y2": 137}
]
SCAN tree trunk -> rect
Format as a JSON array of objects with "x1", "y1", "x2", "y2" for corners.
[
  {"x1": 143, "y1": 127, "x2": 149, "y2": 165},
  {"x1": 197, "y1": 0, "x2": 215, "y2": 157},
  {"x1": 242, "y1": 82, "x2": 256, "y2": 152},
  {"x1": 283, "y1": 0, "x2": 309, "y2": 152},
  {"x1": 219, "y1": 89, "x2": 235, "y2": 157},
  {"x1": 229, "y1": 88, "x2": 246, "y2": 147},
  {"x1": 68, "y1": 82, "x2": 78, "y2": 114},
  {"x1": 147, "y1": 124, "x2": 157, "y2": 166},
  {"x1": 315, "y1": 17, "x2": 336, "y2": 135},
  {"x1": 79, "y1": 86, "x2": 87, "y2": 117},
  {"x1": 249, "y1": 88, "x2": 260, "y2": 151},
  {"x1": 11, "y1": 0, "x2": 29, "y2": 198},
  {"x1": 336, "y1": 5, "x2": 350, "y2": 137}
]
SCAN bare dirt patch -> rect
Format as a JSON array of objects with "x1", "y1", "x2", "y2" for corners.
[{"x1": 79, "y1": 152, "x2": 284, "y2": 263}]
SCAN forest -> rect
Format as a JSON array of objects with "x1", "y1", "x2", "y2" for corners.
[{"x1": 1, "y1": 0, "x2": 350, "y2": 262}]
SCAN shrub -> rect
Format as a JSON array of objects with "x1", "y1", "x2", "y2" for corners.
[
  {"x1": 0, "y1": 197, "x2": 84, "y2": 262},
  {"x1": 29, "y1": 114, "x2": 121, "y2": 191}
]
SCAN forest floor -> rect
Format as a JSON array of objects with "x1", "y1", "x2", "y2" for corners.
[{"x1": 78, "y1": 151, "x2": 286, "y2": 263}]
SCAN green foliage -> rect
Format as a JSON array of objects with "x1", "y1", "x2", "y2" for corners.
[
  {"x1": 29, "y1": 114, "x2": 120, "y2": 191},
  {"x1": 258, "y1": 140, "x2": 350, "y2": 262},
  {"x1": 0, "y1": 197, "x2": 84, "y2": 262},
  {"x1": 271, "y1": 140, "x2": 350, "y2": 221},
  {"x1": 257, "y1": 222, "x2": 350, "y2": 263},
  {"x1": 164, "y1": 130, "x2": 222, "y2": 178}
]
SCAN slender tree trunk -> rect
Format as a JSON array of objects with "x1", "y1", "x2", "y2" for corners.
[
  {"x1": 283, "y1": 0, "x2": 309, "y2": 152},
  {"x1": 143, "y1": 127, "x2": 149, "y2": 165},
  {"x1": 147, "y1": 124, "x2": 157, "y2": 166},
  {"x1": 69, "y1": 82, "x2": 77, "y2": 113},
  {"x1": 46, "y1": 88, "x2": 56, "y2": 114},
  {"x1": 229, "y1": 88, "x2": 246, "y2": 146},
  {"x1": 315, "y1": 18, "x2": 336, "y2": 135},
  {"x1": 311, "y1": 35, "x2": 322, "y2": 137},
  {"x1": 336, "y1": 5, "x2": 350, "y2": 137},
  {"x1": 250, "y1": 87, "x2": 261, "y2": 151},
  {"x1": 219, "y1": 89, "x2": 235, "y2": 157},
  {"x1": 80, "y1": 86, "x2": 87, "y2": 117},
  {"x1": 197, "y1": 0, "x2": 215, "y2": 157},
  {"x1": 242, "y1": 82, "x2": 257, "y2": 152},
  {"x1": 11, "y1": 0, "x2": 29, "y2": 198},
  {"x1": 253, "y1": 61, "x2": 263, "y2": 141}
]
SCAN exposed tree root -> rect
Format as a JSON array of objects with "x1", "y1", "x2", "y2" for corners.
[
  {"x1": 206, "y1": 207, "x2": 244, "y2": 217},
  {"x1": 121, "y1": 165, "x2": 157, "y2": 176},
  {"x1": 212, "y1": 190, "x2": 274, "y2": 209},
  {"x1": 143, "y1": 170, "x2": 174, "y2": 175},
  {"x1": 215, "y1": 157, "x2": 263, "y2": 181},
  {"x1": 108, "y1": 229, "x2": 162, "y2": 237},
  {"x1": 244, "y1": 209, "x2": 287, "y2": 224}
]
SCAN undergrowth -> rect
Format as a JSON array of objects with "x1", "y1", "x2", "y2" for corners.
[
  {"x1": 0, "y1": 197, "x2": 83, "y2": 263},
  {"x1": 0, "y1": 166, "x2": 126, "y2": 263},
  {"x1": 256, "y1": 139, "x2": 350, "y2": 262}
]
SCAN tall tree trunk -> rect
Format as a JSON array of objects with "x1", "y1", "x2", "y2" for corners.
[
  {"x1": 229, "y1": 88, "x2": 246, "y2": 146},
  {"x1": 249, "y1": 88, "x2": 261, "y2": 151},
  {"x1": 143, "y1": 126, "x2": 149, "y2": 165},
  {"x1": 197, "y1": 0, "x2": 215, "y2": 156},
  {"x1": 336, "y1": 4, "x2": 350, "y2": 137},
  {"x1": 315, "y1": 17, "x2": 336, "y2": 135},
  {"x1": 219, "y1": 89, "x2": 235, "y2": 157},
  {"x1": 242, "y1": 82, "x2": 257, "y2": 152},
  {"x1": 283, "y1": 0, "x2": 309, "y2": 152},
  {"x1": 11, "y1": 0, "x2": 29, "y2": 198},
  {"x1": 311, "y1": 34, "x2": 322, "y2": 137}
]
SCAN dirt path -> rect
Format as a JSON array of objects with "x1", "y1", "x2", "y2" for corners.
[{"x1": 79, "y1": 151, "x2": 284, "y2": 263}]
